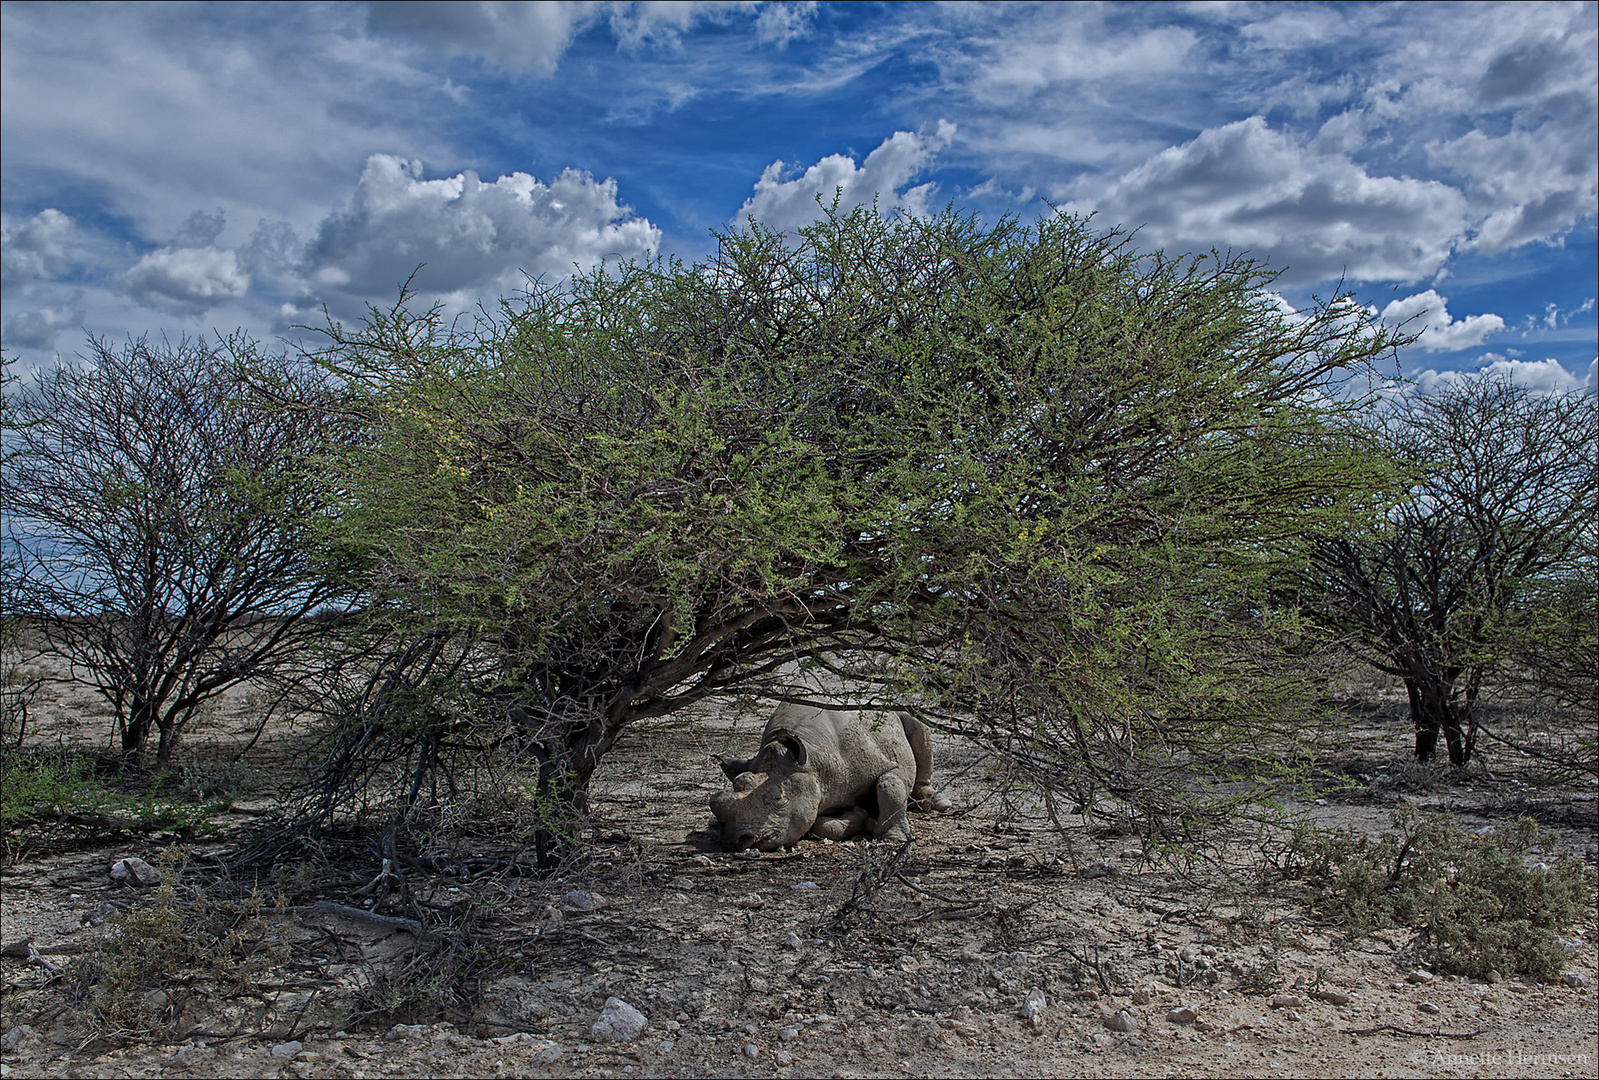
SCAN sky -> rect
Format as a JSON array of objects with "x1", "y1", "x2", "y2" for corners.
[{"x1": 2, "y1": 1, "x2": 1595, "y2": 392}]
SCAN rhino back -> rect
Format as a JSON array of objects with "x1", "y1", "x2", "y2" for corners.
[{"x1": 762, "y1": 705, "x2": 913, "y2": 813}]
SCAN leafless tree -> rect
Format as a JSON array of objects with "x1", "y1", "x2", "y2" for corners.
[
  {"x1": 1307, "y1": 376, "x2": 1597, "y2": 765},
  {"x1": 3, "y1": 336, "x2": 356, "y2": 765}
]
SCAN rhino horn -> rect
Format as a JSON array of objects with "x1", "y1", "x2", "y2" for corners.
[{"x1": 718, "y1": 755, "x2": 755, "y2": 782}]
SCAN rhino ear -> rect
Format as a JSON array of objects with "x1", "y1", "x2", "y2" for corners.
[{"x1": 756, "y1": 730, "x2": 807, "y2": 770}]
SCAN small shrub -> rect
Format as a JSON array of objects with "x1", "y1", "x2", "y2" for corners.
[
  {"x1": 80, "y1": 850, "x2": 293, "y2": 1039},
  {"x1": 0, "y1": 751, "x2": 95, "y2": 831},
  {"x1": 1283, "y1": 807, "x2": 1592, "y2": 980}
]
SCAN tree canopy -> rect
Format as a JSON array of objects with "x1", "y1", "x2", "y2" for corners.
[{"x1": 310, "y1": 207, "x2": 1408, "y2": 850}]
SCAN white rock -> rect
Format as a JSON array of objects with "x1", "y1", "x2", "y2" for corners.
[
  {"x1": 1165, "y1": 1006, "x2": 1200, "y2": 1024},
  {"x1": 1021, "y1": 988, "x2": 1047, "y2": 1020},
  {"x1": 270, "y1": 1041, "x2": 302, "y2": 1059},
  {"x1": 1269, "y1": 994, "x2": 1304, "y2": 1010},
  {"x1": 109, "y1": 857, "x2": 162, "y2": 887},
  {"x1": 780, "y1": 1026, "x2": 800, "y2": 1041},
  {"x1": 592, "y1": 997, "x2": 648, "y2": 1043},
  {"x1": 1, "y1": 1025, "x2": 33, "y2": 1051},
  {"x1": 532, "y1": 1044, "x2": 564, "y2": 1064},
  {"x1": 666, "y1": 876, "x2": 695, "y2": 890},
  {"x1": 1406, "y1": 969, "x2": 1435, "y2": 984},
  {"x1": 1561, "y1": 972, "x2": 1590, "y2": 988},
  {"x1": 1418, "y1": 1001, "x2": 1440, "y2": 1015},
  {"x1": 776, "y1": 1049, "x2": 793, "y2": 1065},
  {"x1": 743, "y1": 1042, "x2": 760, "y2": 1059},
  {"x1": 792, "y1": 880, "x2": 820, "y2": 891},
  {"x1": 1103, "y1": 1009, "x2": 1139, "y2": 1033},
  {"x1": 560, "y1": 890, "x2": 605, "y2": 912},
  {"x1": 784, "y1": 933, "x2": 803, "y2": 950}
]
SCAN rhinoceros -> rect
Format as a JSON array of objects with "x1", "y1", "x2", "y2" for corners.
[{"x1": 710, "y1": 703, "x2": 951, "y2": 851}]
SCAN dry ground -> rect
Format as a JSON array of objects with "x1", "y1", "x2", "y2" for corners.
[{"x1": 2, "y1": 652, "x2": 1595, "y2": 1080}]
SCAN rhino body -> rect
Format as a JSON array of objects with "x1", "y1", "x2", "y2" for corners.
[{"x1": 710, "y1": 704, "x2": 950, "y2": 852}]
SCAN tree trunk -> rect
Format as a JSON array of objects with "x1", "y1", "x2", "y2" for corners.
[
  {"x1": 122, "y1": 698, "x2": 155, "y2": 757},
  {"x1": 1405, "y1": 676, "x2": 1472, "y2": 767}
]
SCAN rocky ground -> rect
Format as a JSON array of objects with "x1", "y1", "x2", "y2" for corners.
[{"x1": 2, "y1": 658, "x2": 1596, "y2": 1079}]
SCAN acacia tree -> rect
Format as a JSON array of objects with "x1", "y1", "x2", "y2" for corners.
[
  {"x1": 1307, "y1": 377, "x2": 1597, "y2": 766},
  {"x1": 311, "y1": 207, "x2": 1405, "y2": 857},
  {"x1": 3, "y1": 337, "x2": 355, "y2": 764}
]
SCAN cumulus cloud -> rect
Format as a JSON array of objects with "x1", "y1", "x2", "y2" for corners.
[
  {"x1": 735, "y1": 122, "x2": 956, "y2": 231},
  {"x1": 1082, "y1": 117, "x2": 1470, "y2": 284},
  {"x1": 1411, "y1": 354, "x2": 1591, "y2": 397},
  {"x1": 116, "y1": 209, "x2": 251, "y2": 313},
  {"x1": 2, "y1": 209, "x2": 76, "y2": 294},
  {"x1": 1380, "y1": 290, "x2": 1504, "y2": 352},
  {"x1": 301, "y1": 154, "x2": 661, "y2": 303},
  {"x1": 119, "y1": 247, "x2": 251, "y2": 312},
  {"x1": 1, "y1": 295, "x2": 82, "y2": 351}
]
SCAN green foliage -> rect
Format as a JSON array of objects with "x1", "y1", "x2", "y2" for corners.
[
  {"x1": 311, "y1": 205, "x2": 1408, "y2": 840},
  {"x1": 1284, "y1": 807, "x2": 1592, "y2": 980},
  {"x1": 0, "y1": 752, "x2": 94, "y2": 831},
  {"x1": 0, "y1": 750, "x2": 226, "y2": 849}
]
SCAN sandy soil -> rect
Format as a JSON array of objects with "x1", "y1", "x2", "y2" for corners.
[{"x1": 2, "y1": 652, "x2": 1595, "y2": 1080}]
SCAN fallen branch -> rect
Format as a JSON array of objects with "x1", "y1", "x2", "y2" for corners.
[
  {"x1": 290, "y1": 901, "x2": 445, "y2": 943},
  {"x1": 1343, "y1": 1024, "x2": 1486, "y2": 1039}
]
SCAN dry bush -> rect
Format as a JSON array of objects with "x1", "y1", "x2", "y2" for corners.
[{"x1": 1281, "y1": 807, "x2": 1592, "y2": 980}]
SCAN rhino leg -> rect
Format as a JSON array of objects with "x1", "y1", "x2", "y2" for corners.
[
  {"x1": 897, "y1": 712, "x2": 952, "y2": 813},
  {"x1": 871, "y1": 772, "x2": 912, "y2": 842},
  {"x1": 810, "y1": 805, "x2": 871, "y2": 841}
]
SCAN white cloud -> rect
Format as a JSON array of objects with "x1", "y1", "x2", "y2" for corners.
[
  {"x1": 367, "y1": 2, "x2": 806, "y2": 72},
  {"x1": 367, "y1": 1, "x2": 602, "y2": 77},
  {"x1": 1, "y1": 209, "x2": 76, "y2": 293},
  {"x1": 735, "y1": 122, "x2": 956, "y2": 231},
  {"x1": 609, "y1": 2, "x2": 754, "y2": 51},
  {"x1": 1, "y1": 295, "x2": 82, "y2": 350},
  {"x1": 755, "y1": 1, "x2": 817, "y2": 48},
  {"x1": 119, "y1": 246, "x2": 251, "y2": 313},
  {"x1": 301, "y1": 154, "x2": 661, "y2": 304},
  {"x1": 1411, "y1": 354, "x2": 1590, "y2": 397},
  {"x1": 1380, "y1": 290, "x2": 1504, "y2": 352},
  {"x1": 1080, "y1": 117, "x2": 1471, "y2": 284}
]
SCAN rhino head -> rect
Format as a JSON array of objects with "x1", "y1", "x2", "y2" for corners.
[{"x1": 709, "y1": 732, "x2": 822, "y2": 851}]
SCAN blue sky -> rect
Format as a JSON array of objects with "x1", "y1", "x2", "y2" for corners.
[{"x1": 3, "y1": 1, "x2": 1595, "y2": 391}]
